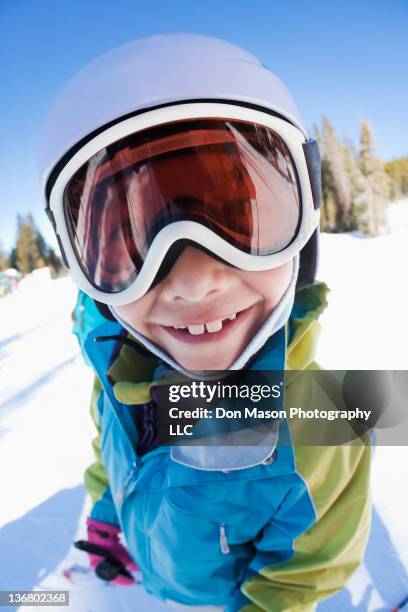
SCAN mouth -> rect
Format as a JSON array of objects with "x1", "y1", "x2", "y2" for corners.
[{"x1": 158, "y1": 305, "x2": 254, "y2": 345}]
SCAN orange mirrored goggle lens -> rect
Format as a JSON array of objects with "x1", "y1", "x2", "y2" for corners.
[{"x1": 64, "y1": 118, "x2": 301, "y2": 293}]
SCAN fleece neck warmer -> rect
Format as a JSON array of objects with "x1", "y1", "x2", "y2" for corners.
[{"x1": 110, "y1": 255, "x2": 300, "y2": 380}]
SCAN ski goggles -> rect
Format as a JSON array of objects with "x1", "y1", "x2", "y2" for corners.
[{"x1": 46, "y1": 103, "x2": 320, "y2": 305}]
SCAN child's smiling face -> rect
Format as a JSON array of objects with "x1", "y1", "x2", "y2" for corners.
[{"x1": 114, "y1": 246, "x2": 293, "y2": 371}]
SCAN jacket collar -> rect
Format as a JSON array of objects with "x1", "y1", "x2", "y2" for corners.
[{"x1": 287, "y1": 281, "x2": 329, "y2": 370}]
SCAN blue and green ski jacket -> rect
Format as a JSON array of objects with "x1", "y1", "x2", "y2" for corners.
[{"x1": 82, "y1": 281, "x2": 371, "y2": 611}]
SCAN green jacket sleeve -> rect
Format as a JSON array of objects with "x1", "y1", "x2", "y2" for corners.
[
  {"x1": 229, "y1": 442, "x2": 372, "y2": 612},
  {"x1": 84, "y1": 376, "x2": 120, "y2": 526}
]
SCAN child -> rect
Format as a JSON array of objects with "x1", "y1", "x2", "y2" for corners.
[{"x1": 40, "y1": 34, "x2": 371, "y2": 611}]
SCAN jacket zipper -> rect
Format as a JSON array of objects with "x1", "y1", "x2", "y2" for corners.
[
  {"x1": 138, "y1": 401, "x2": 156, "y2": 456},
  {"x1": 219, "y1": 524, "x2": 230, "y2": 555}
]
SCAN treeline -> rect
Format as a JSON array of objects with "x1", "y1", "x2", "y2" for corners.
[
  {"x1": 0, "y1": 214, "x2": 63, "y2": 278},
  {"x1": 385, "y1": 157, "x2": 408, "y2": 200},
  {"x1": 316, "y1": 117, "x2": 407, "y2": 236}
]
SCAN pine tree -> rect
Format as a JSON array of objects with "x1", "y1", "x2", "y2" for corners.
[
  {"x1": 8, "y1": 247, "x2": 17, "y2": 270},
  {"x1": 12, "y1": 214, "x2": 64, "y2": 277},
  {"x1": 46, "y1": 247, "x2": 63, "y2": 279},
  {"x1": 314, "y1": 122, "x2": 336, "y2": 231},
  {"x1": 320, "y1": 157, "x2": 337, "y2": 231},
  {"x1": 359, "y1": 120, "x2": 390, "y2": 235},
  {"x1": 320, "y1": 117, "x2": 352, "y2": 231},
  {"x1": 0, "y1": 242, "x2": 8, "y2": 271},
  {"x1": 15, "y1": 214, "x2": 47, "y2": 274},
  {"x1": 343, "y1": 140, "x2": 372, "y2": 234},
  {"x1": 385, "y1": 157, "x2": 408, "y2": 199}
]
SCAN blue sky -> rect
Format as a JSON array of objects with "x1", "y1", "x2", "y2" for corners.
[{"x1": 0, "y1": 0, "x2": 407, "y2": 252}]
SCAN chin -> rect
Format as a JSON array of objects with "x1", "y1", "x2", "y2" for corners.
[{"x1": 175, "y1": 353, "x2": 237, "y2": 372}]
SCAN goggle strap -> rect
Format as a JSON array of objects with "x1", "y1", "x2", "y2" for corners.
[
  {"x1": 45, "y1": 207, "x2": 70, "y2": 269},
  {"x1": 302, "y1": 139, "x2": 321, "y2": 210}
]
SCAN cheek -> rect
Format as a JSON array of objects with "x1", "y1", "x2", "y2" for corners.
[
  {"x1": 114, "y1": 292, "x2": 156, "y2": 333},
  {"x1": 244, "y1": 261, "x2": 293, "y2": 308}
]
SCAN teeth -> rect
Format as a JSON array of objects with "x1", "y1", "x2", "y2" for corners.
[
  {"x1": 173, "y1": 313, "x2": 237, "y2": 335},
  {"x1": 206, "y1": 320, "x2": 223, "y2": 333},
  {"x1": 187, "y1": 324, "x2": 205, "y2": 335}
]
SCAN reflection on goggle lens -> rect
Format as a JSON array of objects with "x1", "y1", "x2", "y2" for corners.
[{"x1": 65, "y1": 118, "x2": 301, "y2": 293}]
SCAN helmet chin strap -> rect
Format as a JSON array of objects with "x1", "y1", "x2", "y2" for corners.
[{"x1": 110, "y1": 255, "x2": 299, "y2": 380}]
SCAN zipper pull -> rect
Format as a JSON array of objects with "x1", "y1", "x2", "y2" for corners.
[{"x1": 219, "y1": 524, "x2": 230, "y2": 555}]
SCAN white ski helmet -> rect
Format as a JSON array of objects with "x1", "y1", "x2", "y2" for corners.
[{"x1": 39, "y1": 33, "x2": 320, "y2": 293}]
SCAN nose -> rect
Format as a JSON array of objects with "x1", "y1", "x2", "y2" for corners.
[{"x1": 160, "y1": 246, "x2": 235, "y2": 303}]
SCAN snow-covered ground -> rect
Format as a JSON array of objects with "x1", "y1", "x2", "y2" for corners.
[
  {"x1": 0, "y1": 201, "x2": 407, "y2": 611},
  {"x1": 316, "y1": 199, "x2": 408, "y2": 370}
]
